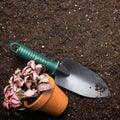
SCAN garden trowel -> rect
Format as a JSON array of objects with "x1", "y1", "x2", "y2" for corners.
[{"x1": 9, "y1": 42, "x2": 110, "y2": 98}]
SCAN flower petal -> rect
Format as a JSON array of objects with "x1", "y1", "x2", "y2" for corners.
[
  {"x1": 37, "y1": 83, "x2": 53, "y2": 92},
  {"x1": 12, "y1": 84, "x2": 17, "y2": 91},
  {"x1": 16, "y1": 81, "x2": 24, "y2": 87},
  {"x1": 4, "y1": 92, "x2": 10, "y2": 101},
  {"x1": 22, "y1": 66, "x2": 31, "y2": 76},
  {"x1": 4, "y1": 87, "x2": 14, "y2": 100},
  {"x1": 15, "y1": 68, "x2": 21, "y2": 74},
  {"x1": 7, "y1": 87, "x2": 14, "y2": 97},
  {"x1": 3, "y1": 85, "x2": 9, "y2": 94},
  {"x1": 38, "y1": 75, "x2": 49, "y2": 83},
  {"x1": 24, "y1": 76, "x2": 29, "y2": 83},
  {"x1": 27, "y1": 60, "x2": 36, "y2": 70},
  {"x1": 13, "y1": 74, "x2": 21, "y2": 82},
  {"x1": 11, "y1": 103, "x2": 21, "y2": 108},
  {"x1": 9, "y1": 76, "x2": 13, "y2": 84},
  {"x1": 24, "y1": 89, "x2": 37, "y2": 97},
  {"x1": 11, "y1": 94, "x2": 20, "y2": 101},
  {"x1": 9, "y1": 94, "x2": 22, "y2": 108},
  {"x1": 11, "y1": 84, "x2": 21, "y2": 92},
  {"x1": 3, "y1": 99, "x2": 9, "y2": 110},
  {"x1": 35, "y1": 64, "x2": 42, "y2": 75},
  {"x1": 26, "y1": 81, "x2": 32, "y2": 89},
  {"x1": 33, "y1": 71, "x2": 38, "y2": 80}
]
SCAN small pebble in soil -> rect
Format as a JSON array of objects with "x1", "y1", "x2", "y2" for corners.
[
  {"x1": 68, "y1": 11, "x2": 71, "y2": 14},
  {"x1": 13, "y1": 35, "x2": 16, "y2": 38},
  {"x1": 116, "y1": 105, "x2": 120, "y2": 109},
  {"x1": 74, "y1": 4, "x2": 78, "y2": 7},
  {"x1": 68, "y1": 0, "x2": 72, "y2": 4},
  {"x1": 85, "y1": 14, "x2": 88, "y2": 17},
  {"x1": 113, "y1": 17, "x2": 116, "y2": 20},
  {"x1": 73, "y1": 9, "x2": 76, "y2": 12},
  {"x1": 87, "y1": 18, "x2": 90, "y2": 21},
  {"x1": 2, "y1": 26, "x2": 5, "y2": 29},
  {"x1": 113, "y1": 9, "x2": 118, "y2": 14},
  {"x1": 37, "y1": 21, "x2": 40, "y2": 24},
  {"x1": 7, "y1": 112, "x2": 10, "y2": 115},
  {"x1": 67, "y1": 113, "x2": 71, "y2": 117},
  {"x1": 106, "y1": 53, "x2": 109, "y2": 57},
  {"x1": 10, "y1": 31, "x2": 12, "y2": 34},
  {"x1": 41, "y1": 45, "x2": 45, "y2": 48},
  {"x1": 109, "y1": 30, "x2": 113, "y2": 34},
  {"x1": 80, "y1": 54, "x2": 83, "y2": 57},
  {"x1": 23, "y1": 38, "x2": 27, "y2": 41},
  {"x1": 104, "y1": 72, "x2": 110, "y2": 76}
]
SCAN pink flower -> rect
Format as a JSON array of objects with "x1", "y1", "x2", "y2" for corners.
[
  {"x1": 10, "y1": 102, "x2": 21, "y2": 108},
  {"x1": 32, "y1": 71, "x2": 38, "y2": 80},
  {"x1": 11, "y1": 94, "x2": 20, "y2": 101},
  {"x1": 11, "y1": 84, "x2": 21, "y2": 92},
  {"x1": 38, "y1": 75, "x2": 49, "y2": 83},
  {"x1": 13, "y1": 74, "x2": 21, "y2": 82},
  {"x1": 3, "y1": 85, "x2": 9, "y2": 94},
  {"x1": 22, "y1": 66, "x2": 32, "y2": 76},
  {"x1": 4, "y1": 86, "x2": 14, "y2": 100},
  {"x1": 26, "y1": 81, "x2": 32, "y2": 89},
  {"x1": 27, "y1": 60, "x2": 36, "y2": 70},
  {"x1": 3, "y1": 60, "x2": 53, "y2": 110},
  {"x1": 35, "y1": 64, "x2": 42, "y2": 75},
  {"x1": 24, "y1": 76, "x2": 29, "y2": 83},
  {"x1": 7, "y1": 90, "x2": 14, "y2": 99},
  {"x1": 4, "y1": 92, "x2": 10, "y2": 100},
  {"x1": 9, "y1": 76, "x2": 13, "y2": 84},
  {"x1": 3, "y1": 99, "x2": 9, "y2": 110},
  {"x1": 15, "y1": 68, "x2": 21, "y2": 74},
  {"x1": 16, "y1": 80, "x2": 24, "y2": 87},
  {"x1": 10, "y1": 94, "x2": 22, "y2": 108},
  {"x1": 24, "y1": 89, "x2": 37, "y2": 97},
  {"x1": 37, "y1": 83, "x2": 53, "y2": 92}
]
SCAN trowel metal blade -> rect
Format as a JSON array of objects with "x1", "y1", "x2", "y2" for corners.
[{"x1": 55, "y1": 59, "x2": 110, "y2": 98}]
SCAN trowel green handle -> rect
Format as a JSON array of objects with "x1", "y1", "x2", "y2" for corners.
[{"x1": 9, "y1": 42, "x2": 60, "y2": 75}]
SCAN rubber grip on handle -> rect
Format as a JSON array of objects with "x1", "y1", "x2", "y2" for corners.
[{"x1": 9, "y1": 42, "x2": 60, "y2": 75}]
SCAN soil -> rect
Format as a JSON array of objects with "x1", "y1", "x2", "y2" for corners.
[{"x1": 0, "y1": 0, "x2": 120, "y2": 120}]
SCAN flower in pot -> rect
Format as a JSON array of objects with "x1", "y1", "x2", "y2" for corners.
[{"x1": 3, "y1": 60, "x2": 68, "y2": 116}]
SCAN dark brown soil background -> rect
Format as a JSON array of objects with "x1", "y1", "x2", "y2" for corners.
[{"x1": 0, "y1": 0, "x2": 120, "y2": 120}]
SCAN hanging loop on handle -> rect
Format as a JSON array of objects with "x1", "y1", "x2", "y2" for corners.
[
  {"x1": 9, "y1": 42, "x2": 60, "y2": 75},
  {"x1": 9, "y1": 42, "x2": 21, "y2": 53}
]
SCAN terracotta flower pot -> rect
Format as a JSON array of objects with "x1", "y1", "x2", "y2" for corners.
[{"x1": 23, "y1": 73, "x2": 68, "y2": 116}]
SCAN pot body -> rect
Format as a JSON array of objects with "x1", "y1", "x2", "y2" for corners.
[{"x1": 24, "y1": 73, "x2": 68, "y2": 116}]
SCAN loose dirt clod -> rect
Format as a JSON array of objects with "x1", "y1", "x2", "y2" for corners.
[{"x1": 95, "y1": 83, "x2": 106, "y2": 93}]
